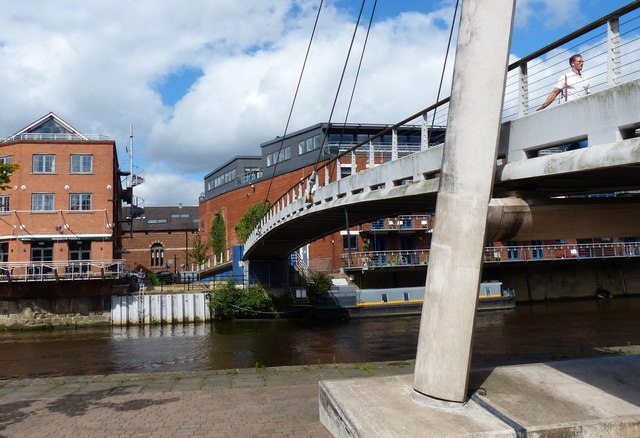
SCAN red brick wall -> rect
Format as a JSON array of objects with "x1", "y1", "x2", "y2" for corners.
[
  {"x1": 120, "y1": 230, "x2": 198, "y2": 273},
  {"x1": 0, "y1": 140, "x2": 118, "y2": 262}
]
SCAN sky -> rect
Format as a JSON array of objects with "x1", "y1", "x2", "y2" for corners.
[{"x1": 0, "y1": 0, "x2": 633, "y2": 207}]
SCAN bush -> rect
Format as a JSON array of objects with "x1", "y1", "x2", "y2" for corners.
[
  {"x1": 307, "y1": 271, "x2": 333, "y2": 300},
  {"x1": 209, "y1": 279, "x2": 274, "y2": 320}
]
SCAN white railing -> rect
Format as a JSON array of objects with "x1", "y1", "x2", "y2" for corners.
[
  {"x1": 1, "y1": 133, "x2": 110, "y2": 142},
  {"x1": 0, "y1": 259, "x2": 125, "y2": 282},
  {"x1": 246, "y1": 4, "x2": 640, "y2": 253},
  {"x1": 342, "y1": 242, "x2": 640, "y2": 269}
]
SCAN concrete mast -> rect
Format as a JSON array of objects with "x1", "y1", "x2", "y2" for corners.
[{"x1": 413, "y1": 0, "x2": 516, "y2": 404}]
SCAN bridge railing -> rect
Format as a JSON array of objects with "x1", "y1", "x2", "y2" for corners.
[
  {"x1": 341, "y1": 242, "x2": 640, "y2": 269},
  {"x1": 0, "y1": 259, "x2": 126, "y2": 282},
  {"x1": 247, "y1": 3, "x2": 640, "y2": 251}
]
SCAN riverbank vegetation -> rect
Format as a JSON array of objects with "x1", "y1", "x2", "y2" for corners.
[{"x1": 208, "y1": 279, "x2": 274, "y2": 320}]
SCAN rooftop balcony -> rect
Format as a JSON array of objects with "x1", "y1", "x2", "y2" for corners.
[{"x1": 1, "y1": 133, "x2": 111, "y2": 142}]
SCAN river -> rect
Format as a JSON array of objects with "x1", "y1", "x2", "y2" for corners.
[{"x1": 1, "y1": 297, "x2": 639, "y2": 380}]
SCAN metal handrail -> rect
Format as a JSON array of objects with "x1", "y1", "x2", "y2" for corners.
[
  {"x1": 1, "y1": 133, "x2": 111, "y2": 142},
  {"x1": 341, "y1": 242, "x2": 640, "y2": 269},
  {"x1": 247, "y1": 3, "x2": 640, "y2": 252},
  {"x1": 0, "y1": 259, "x2": 126, "y2": 282}
]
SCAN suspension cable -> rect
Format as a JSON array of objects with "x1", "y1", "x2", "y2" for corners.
[
  {"x1": 431, "y1": 0, "x2": 460, "y2": 131},
  {"x1": 330, "y1": 0, "x2": 378, "y2": 182},
  {"x1": 311, "y1": 0, "x2": 367, "y2": 178},
  {"x1": 264, "y1": 0, "x2": 325, "y2": 204}
]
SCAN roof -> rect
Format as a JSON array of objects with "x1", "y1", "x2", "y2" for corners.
[
  {"x1": 122, "y1": 206, "x2": 199, "y2": 232},
  {"x1": 2, "y1": 112, "x2": 111, "y2": 142}
]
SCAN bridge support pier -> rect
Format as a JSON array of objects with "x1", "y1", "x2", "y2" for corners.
[{"x1": 412, "y1": 0, "x2": 516, "y2": 404}]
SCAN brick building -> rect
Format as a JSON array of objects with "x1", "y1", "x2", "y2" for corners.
[
  {"x1": 198, "y1": 123, "x2": 444, "y2": 281},
  {"x1": 121, "y1": 206, "x2": 199, "y2": 275},
  {"x1": 0, "y1": 112, "x2": 123, "y2": 278}
]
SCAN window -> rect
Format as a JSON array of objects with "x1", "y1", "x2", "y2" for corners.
[
  {"x1": 0, "y1": 194, "x2": 9, "y2": 212},
  {"x1": 32, "y1": 193, "x2": 55, "y2": 211},
  {"x1": 148, "y1": 219, "x2": 168, "y2": 224},
  {"x1": 340, "y1": 166, "x2": 352, "y2": 179},
  {"x1": 507, "y1": 241, "x2": 520, "y2": 260},
  {"x1": 0, "y1": 156, "x2": 11, "y2": 165},
  {"x1": 266, "y1": 146, "x2": 291, "y2": 166},
  {"x1": 0, "y1": 242, "x2": 8, "y2": 263},
  {"x1": 531, "y1": 240, "x2": 544, "y2": 259},
  {"x1": 403, "y1": 293, "x2": 410, "y2": 301},
  {"x1": 170, "y1": 214, "x2": 190, "y2": 218},
  {"x1": 30, "y1": 241, "x2": 54, "y2": 277},
  {"x1": 70, "y1": 193, "x2": 92, "y2": 211},
  {"x1": 381, "y1": 293, "x2": 388, "y2": 303},
  {"x1": 211, "y1": 169, "x2": 237, "y2": 189},
  {"x1": 150, "y1": 243, "x2": 164, "y2": 267},
  {"x1": 70, "y1": 154, "x2": 93, "y2": 173},
  {"x1": 343, "y1": 235, "x2": 358, "y2": 250},
  {"x1": 242, "y1": 167, "x2": 262, "y2": 183},
  {"x1": 33, "y1": 154, "x2": 55, "y2": 173},
  {"x1": 68, "y1": 241, "x2": 91, "y2": 273}
]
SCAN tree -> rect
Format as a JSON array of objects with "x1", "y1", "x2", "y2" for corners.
[
  {"x1": 210, "y1": 211, "x2": 226, "y2": 263},
  {"x1": 0, "y1": 163, "x2": 19, "y2": 191},
  {"x1": 235, "y1": 201, "x2": 270, "y2": 244},
  {"x1": 190, "y1": 234, "x2": 209, "y2": 267}
]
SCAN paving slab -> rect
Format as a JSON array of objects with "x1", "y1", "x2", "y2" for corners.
[{"x1": 320, "y1": 354, "x2": 640, "y2": 437}]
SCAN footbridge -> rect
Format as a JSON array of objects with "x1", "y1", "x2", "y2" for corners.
[{"x1": 243, "y1": 3, "x2": 640, "y2": 260}]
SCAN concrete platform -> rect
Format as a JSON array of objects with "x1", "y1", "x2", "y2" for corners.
[{"x1": 319, "y1": 355, "x2": 640, "y2": 437}]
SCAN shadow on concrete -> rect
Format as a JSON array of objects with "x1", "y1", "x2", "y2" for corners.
[
  {"x1": 0, "y1": 400, "x2": 35, "y2": 438},
  {"x1": 45, "y1": 385, "x2": 180, "y2": 417},
  {"x1": 545, "y1": 354, "x2": 640, "y2": 407}
]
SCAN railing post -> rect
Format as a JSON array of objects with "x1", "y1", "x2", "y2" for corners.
[
  {"x1": 336, "y1": 157, "x2": 341, "y2": 180},
  {"x1": 421, "y1": 113, "x2": 430, "y2": 151},
  {"x1": 518, "y1": 62, "x2": 529, "y2": 117},
  {"x1": 351, "y1": 151, "x2": 357, "y2": 175},
  {"x1": 607, "y1": 17, "x2": 620, "y2": 86},
  {"x1": 392, "y1": 128, "x2": 398, "y2": 161},
  {"x1": 368, "y1": 141, "x2": 374, "y2": 168}
]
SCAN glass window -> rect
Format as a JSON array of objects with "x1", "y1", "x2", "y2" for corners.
[
  {"x1": 151, "y1": 243, "x2": 164, "y2": 267},
  {"x1": 343, "y1": 235, "x2": 358, "y2": 250},
  {"x1": 33, "y1": 154, "x2": 55, "y2": 173},
  {"x1": 70, "y1": 193, "x2": 92, "y2": 211},
  {"x1": 70, "y1": 154, "x2": 93, "y2": 173},
  {"x1": 298, "y1": 141, "x2": 305, "y2": 155},
  {"x1": 0, "y1": 156, "x2": 11, "y2": 165},
  {"x1": 68, "y1": 241, "x2": 91, "y2": 273},
  {"x1": 0, "y1": 194, "x2": 9, "y2": 212},
  {"x1": 32, "y1": 193, "x2": 55, "y2": 211},
  {"x1": 0, "y1": 242, "x2": 7, "y2": 262}
]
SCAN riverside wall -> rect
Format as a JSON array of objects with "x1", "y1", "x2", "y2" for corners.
[{"x1": 350, "y1": 258, "x2": 640, "y2": 302}]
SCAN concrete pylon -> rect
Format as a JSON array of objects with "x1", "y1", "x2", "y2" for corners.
[{"x1": 413, "y1": 0, "x2": 516, "y2": 403}]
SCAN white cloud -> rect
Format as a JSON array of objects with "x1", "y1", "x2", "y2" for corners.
[
  {"x1": 515, "y1": 0, "x2": 582, "y2": 29},
  {"x1": 133, "y1": 165, "x2": 203, "y2": 207},
  {"x1": 0, "y1": 0, "x2": 607, "y2": 207}
]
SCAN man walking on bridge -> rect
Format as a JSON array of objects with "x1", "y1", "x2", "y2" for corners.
[{"x1": 538, "y1": 54, "x2": 590, "y2": 111}]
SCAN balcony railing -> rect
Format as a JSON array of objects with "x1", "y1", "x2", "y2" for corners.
[
  {"x1": 369, "y1": 215, "x2": 434, "y2": 231},
  {"x1": 0, "y1": 259, "x2": 125, "y2": 282},
  {"x1": 342, "y1": 242, "x2": 640, "y2": 269},
  {"x1": 1, "y1": 133, "x2": 111, "y2": 142}
]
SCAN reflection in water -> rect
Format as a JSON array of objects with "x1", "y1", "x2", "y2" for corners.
[{"x1": 1, "y1": 298, "x2": 639, "y2": 379}]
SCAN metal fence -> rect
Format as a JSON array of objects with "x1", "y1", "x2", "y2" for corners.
[
  {"x1": 0, "y1": 259, "x2": 125, "y2": 282},
  {"x1": 341, "y1": 242, "x2": 640, "y2": 269}
]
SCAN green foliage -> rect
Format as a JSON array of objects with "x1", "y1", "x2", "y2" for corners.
[
  {"x1": 209, "y1": 279, "x2": 274, "y2": 320},
  {"x1": 0, "y1": 164, "x2": 18, "y2": 191},
  {"x1": 235, "y1": 201, "x2": 270, "y2": 244},
  {"x1": 210, "y1": 211, "x2": 226, "y2": 261},
  {"x1": 307, "y1": 271, "x2": 333, "y2": 299},
  {"x1": 190, "y1": 234, "x2": 209, "y2": 266},
  {"x1": 146, "y1": 273, "x2": 159, "y2": 286}
]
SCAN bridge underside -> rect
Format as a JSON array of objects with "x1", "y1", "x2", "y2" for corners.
[
  {"x1": 245, "y1": 137, "x2": 640, "y2": 260},
  {"x1": 244, "y1": 78, "x2": 640, "y2": 260}
]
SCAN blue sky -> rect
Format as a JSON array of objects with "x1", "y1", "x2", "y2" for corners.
[{"x1": 0, "y1": 0, "x2": 634, "y2": 206}]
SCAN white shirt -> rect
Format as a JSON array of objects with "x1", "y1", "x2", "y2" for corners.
[{"x1": 556, "y1": 70, "x2": 589, "y2": 102}]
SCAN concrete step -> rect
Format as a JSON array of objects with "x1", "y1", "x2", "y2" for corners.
[{"x1": 320, "y1": 354, "x2": 640, "y2": 437}]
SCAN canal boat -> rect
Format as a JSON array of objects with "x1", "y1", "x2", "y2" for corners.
[{"x1": 302, "y1": 280, "x2": 515, "y2": 319}]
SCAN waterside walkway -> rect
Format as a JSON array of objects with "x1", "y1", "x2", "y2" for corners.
[{"x1": 1, "y1": 347, "x2": 639, "y2": 438}]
